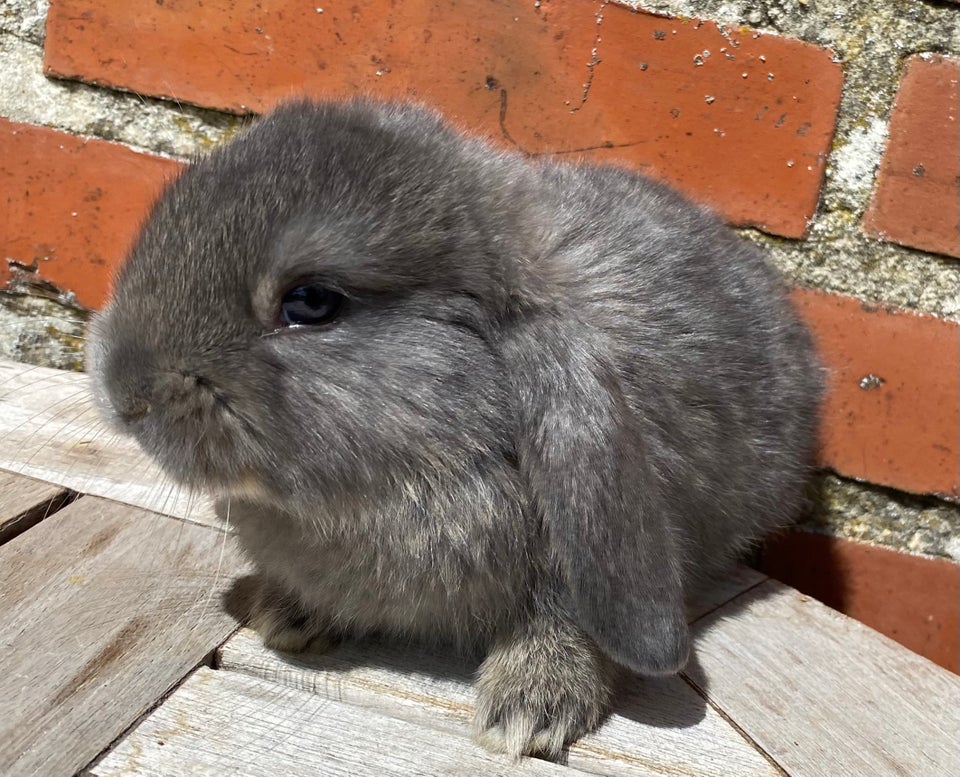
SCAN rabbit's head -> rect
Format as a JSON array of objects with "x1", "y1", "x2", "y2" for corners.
[{"x1": 89, "y1": 100, "x2": 545, "y2": 504}]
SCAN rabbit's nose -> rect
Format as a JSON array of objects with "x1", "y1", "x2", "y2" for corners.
[{"x1": 116, "y1": 399, "x2": 152, "y2": 425}]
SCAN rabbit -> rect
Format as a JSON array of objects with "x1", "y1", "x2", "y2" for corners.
[{"x1": 88, "y1": 98, "x2": 823, "y2": 759}]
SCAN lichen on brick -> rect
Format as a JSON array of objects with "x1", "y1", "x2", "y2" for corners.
[
  {"x1": 0, "y1": 31, "x2": 242, "y2": 159},
  {"x1": 0, "y1": 0, "x2": 48, "y2": 45},
  {"x1": 744, "y1": 220, "x2": 960, "y2": 320},
  {"x1": 799, "y1": 473, "x2": 960, "y2": 560},
  {"x1": 0, "y1": 291, "x2": 88, "y2": 371}
]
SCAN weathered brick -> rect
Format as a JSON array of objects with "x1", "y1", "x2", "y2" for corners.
[
  {"x1": 863, "y1": 54, "x2": 960, "y2": 258},
  {"x1": 43, "y1": 0, "x2": 842, "y2": 237},
  {"x1": 0, "y1": 119, "x2": 182, "y2": 309},
  {"x1": 793, "y1": 288, "x2": 959, "y2": 500}
]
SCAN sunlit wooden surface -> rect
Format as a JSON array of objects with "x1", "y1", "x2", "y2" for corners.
[{"x1": 1, "y1": 357, "x2": 958, "y2": 777}]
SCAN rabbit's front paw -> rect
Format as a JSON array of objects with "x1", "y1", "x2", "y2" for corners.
[
  {"x1": 474, "y1": 615, "x2": 613, "y2": 760},
  {"x1": 248, "y1": 576, "x2": 332, "y2": 654}
]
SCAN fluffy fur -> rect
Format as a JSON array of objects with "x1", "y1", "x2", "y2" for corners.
[{"x1": 89, "y1": 99, "x2": 822, "y2": 758}]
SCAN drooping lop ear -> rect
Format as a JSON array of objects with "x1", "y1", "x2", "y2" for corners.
[{"x1": 502, "y1": 312, "x2": 689, "y2": 675}]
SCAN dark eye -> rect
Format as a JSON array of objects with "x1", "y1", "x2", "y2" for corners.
[{"x1": 279, "y1": 284, "x2": 344, "y2": 327}]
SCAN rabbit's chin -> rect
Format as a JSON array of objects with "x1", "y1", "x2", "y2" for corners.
[{"x1": 211, "y1": 472, "x2": 274, "y2": 504}]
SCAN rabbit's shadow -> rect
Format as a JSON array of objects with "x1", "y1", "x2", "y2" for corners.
[{"x1": 221, "y1": 573, "x2": 773, "y2": 738}]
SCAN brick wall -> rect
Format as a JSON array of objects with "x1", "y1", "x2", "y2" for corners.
[{"x1": 1, "y1": 0, "x2": 958, "y2": 670}]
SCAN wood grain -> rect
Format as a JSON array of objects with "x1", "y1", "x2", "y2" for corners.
[
  {"x1": 218, "y1": 629, "x2": 778, "y2": 777},
  {"x1": 0, "y1": 496, "x2": 246, "y2": 776},
  {"x1": 0, "y1": 358, "x2": 217, "y2": 527},
  {"x1": 0, "y1": 470, "x2": 72, "y2": 544},
  {"x1": 91, "y1": 666, "x2": 592, "y2": 777},
  {"x1": 686, "y1": 565, "x2": 768, "y2": 623},
  {"x1": 686, "y1": 579, "x2": 960, "y2": 777}
]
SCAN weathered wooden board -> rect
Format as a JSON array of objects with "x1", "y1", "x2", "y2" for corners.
[
  {"x1": 0, "y1": 470, "x2": 72, "y2": 544},
  {"x1": 0, "y1": 358, "x2": 217, "y2": 527},
  {"x1": 0, "y1": 496, "x2": 246, "y2": 776},
  {"x1": 686, "y1": 579, "x2": 960, "y2": 777},
  {"x1": 686, "y1": 565, "x2": 768, "y2": 623},
  {"x1": 91, "y1": 666, "x2": 594, "y2": 777},
  {"x1": 218, "y1": 629, "x2": 779, "y2": 776}
]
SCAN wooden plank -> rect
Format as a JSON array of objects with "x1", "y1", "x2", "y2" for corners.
[
  {"x1": 686, "y1": 565, "x2": 768, "y2": 623},
  {"x1": 0, "y1": 496, "x2": 246, "y2": 776},
  {"x1": 0, "y1": 470, "x2": 72, "y2": 544},
  {"x1": 219, "y1": 629, "x2": 779, "y2": 776},
  {"x1": 92, "y1": 666, "x2": 606, "y2": 777},
  {"x1": 0, "y1": 358, "x2": 217, "y2": 527},
  {"x1": 685, "y1": 580, "x2": 960, "y2": 777}
]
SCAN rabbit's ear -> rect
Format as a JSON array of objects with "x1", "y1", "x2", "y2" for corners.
[{"x1": 502, "y1": 313, "x2": 689, "y2": 675}]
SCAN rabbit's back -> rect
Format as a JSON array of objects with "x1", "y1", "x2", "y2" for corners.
[{"x1": 538, "y1": 163, "x2": 822, "y2": 581}]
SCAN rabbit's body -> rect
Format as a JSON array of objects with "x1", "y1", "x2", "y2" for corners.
[
  {"x1": 90, "y1": 100, "x2": 821, "y2": 759},
  {"x1": 226, "y1": 465, "x2": 534, "y2": 649}
]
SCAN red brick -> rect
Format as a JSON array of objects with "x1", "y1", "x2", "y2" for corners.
[
  {"x1": 863, "y1": 55, "x2": 960, "y2": 258},
  {"x1": 43, "y1": 0, "x2": 842, "y2": 237},
  {"x1": 0, "y1": 120, "x2": 182, "y2": 309},
  {"x1": 793, "y1": 288, "x2": 959, "y2": 499},
  {"x1": 761, "y1": 531, "x2": 959, "y2": 674}
]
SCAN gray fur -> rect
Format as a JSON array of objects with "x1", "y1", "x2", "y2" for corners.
[{"x1": 88, "y1": 99, "x2": 822, "y2": 759}]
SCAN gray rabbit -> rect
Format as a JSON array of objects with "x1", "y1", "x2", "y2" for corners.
[{"x1": 88, "y1": 99, "x2": 822, "y2": 758}]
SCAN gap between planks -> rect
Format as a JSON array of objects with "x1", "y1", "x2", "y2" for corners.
[
  {"x1": 91, "y1": 667, "x2": 592, "y2": 777},
  {"x1": 0, "y1": 495, "x2": 247, "y2": 776},
  {"x1": 685, "y1": 579, "x2": 960, "y2": 777},
  {"x1": 213, "y1": 572, "x2": 960, "y2": 777},
  {"x1": 0, "y1": 469, "x2": 76, "y2": 544},
  {"x1": 213, "y1": 628, "x2": 778, "y2": 777},
  {"x1": 200, "y1": 567, "x2": 777, "y2": 777}
]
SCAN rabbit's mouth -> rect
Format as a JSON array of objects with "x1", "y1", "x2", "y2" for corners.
[
  {"x1": 142, "y1": 405, "x2": 274, "y2": 495},
  {"x1": 95, "y1": 361, "x2": 271, "y2": 494}
]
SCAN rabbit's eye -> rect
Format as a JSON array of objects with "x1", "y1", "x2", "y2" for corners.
[{"x1": 280, "y1": 285, "x2": 344, "y2": 326}]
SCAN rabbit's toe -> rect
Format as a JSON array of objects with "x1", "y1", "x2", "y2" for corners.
[
  {"x1": 248, "y1": 577, "x2": 332, "y2": 654},
  {"x1": 249, "y1": 608, "x2": 315, "y2": 652},
  {"x1": 473, "y1": 617, "x2": 612, "y2": 759},
  {"x1": 474, "y1": 704, "x2": 583, "y2": 760}
]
